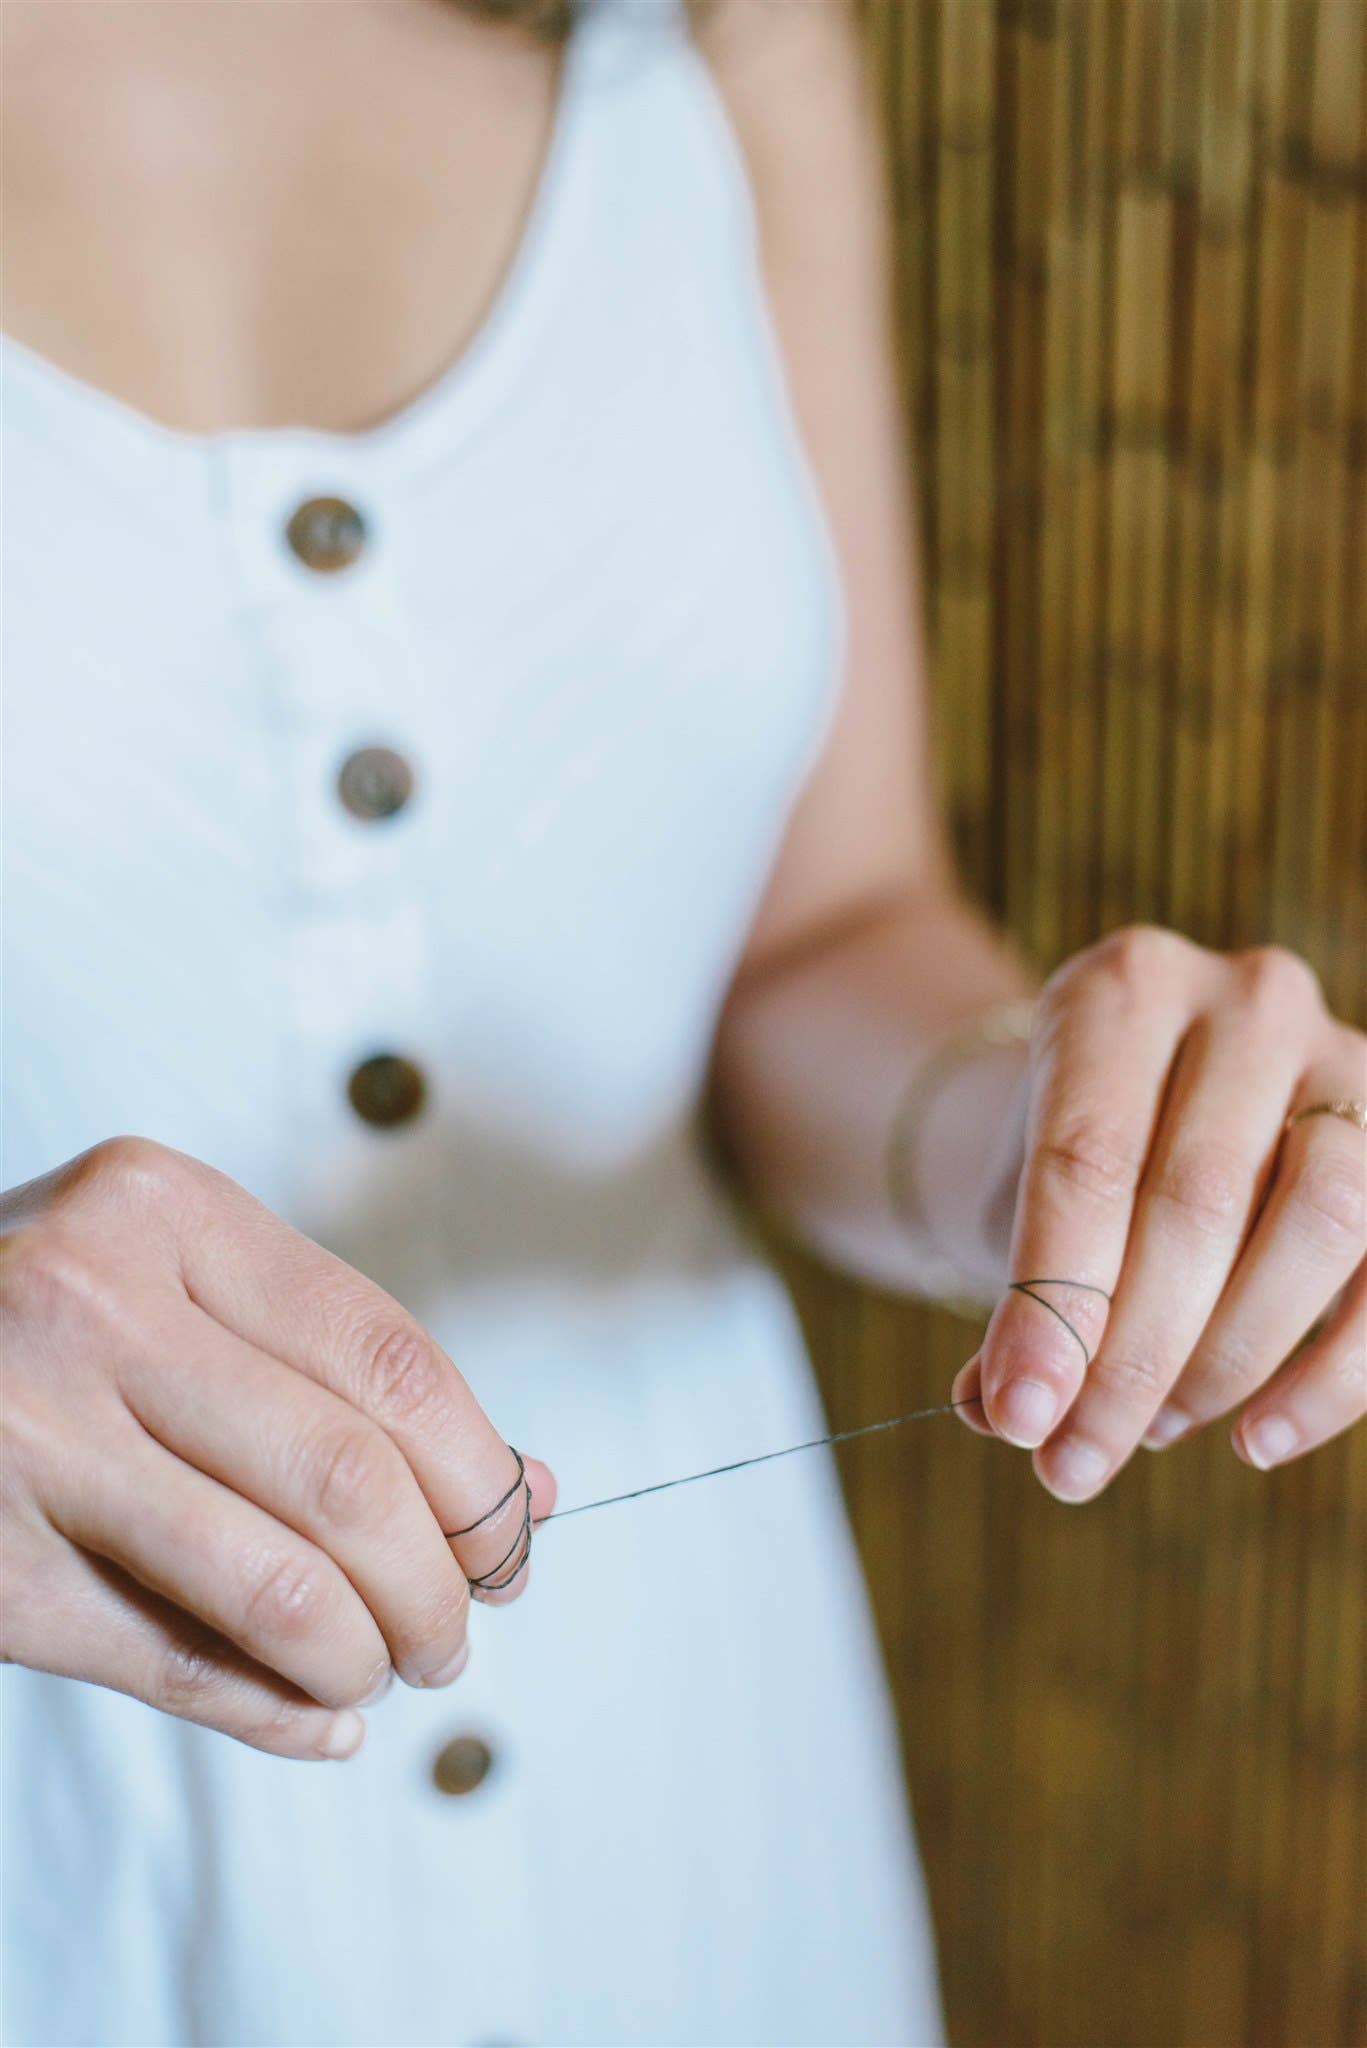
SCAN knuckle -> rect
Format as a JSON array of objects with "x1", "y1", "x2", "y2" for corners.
[
  {"x1": 1151, "y1": 1142, "x2": 1249, "y2": 1234},
  {"x1": 0, "y1": 1225, "x2": 115, "y2": 1328},
  {"x1": 0, "y1": 1227, "x2": 64, "y2": 1313},
  {"x1": 158, "y1": 1635, "x2": 227, "y2": 1715},
  {"x1": 1034, "y1": 1118, "x2": 1146, "y2": 1206},
  {"x1": 1095, "y1": 923, "x2": 1188, "y2": 985},
  {"x1": 69, "y1": 1136, "x2": 184, "y2": 1206},
  {"x1": 1191, "y1": 1323, "x2": 1262, "y2": 1393},
  {"x1": 1092, "y1": 1349, "x2": 1168, "y2": 1404},
  {"x1": 304, "y1": 1422, "x2": 399, "y2": 1532},
  {"x1": 1287, "y1": 1157, "x2": 1367, "y2": 1246},
  {"x1": 1236, "y1": 945, "x2": 1321, "y2": 1014},
  {"x1": 354, "y1": 1318, "x2": 448, "y2": 1427},
  {"x1": 241, "y1": 1551, "x2": 330, "y2": 1644}
]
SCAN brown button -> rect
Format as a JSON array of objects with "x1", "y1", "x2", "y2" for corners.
[
  {"x1": 347, "y1": 1053, "x2": 426, "y2": 1129},
  {"x1": 285, "y1": 496, "x2": 366, "y2": 573},
  {"x1": 432, "y1": 1734, "x2": 494, "y2": 1798},
  {"x1": 337, "y1": 746, "x2": 414, "y2": 822}
]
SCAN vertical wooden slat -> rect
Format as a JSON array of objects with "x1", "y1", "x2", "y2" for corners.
[{"x1": 932, "y1": 0, "x2": 999, "y2": 895}]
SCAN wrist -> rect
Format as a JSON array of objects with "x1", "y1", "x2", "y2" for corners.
[{"x1": 886, "y1": 998, "x2": 1035, "y2": 1304}]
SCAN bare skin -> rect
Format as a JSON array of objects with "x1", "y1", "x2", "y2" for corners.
[
  {"x1": 0, "y1": 0, "x2": 562, "y2": 435},
  {"x1": 2, "y1": 0, "x2": 1363, "y2": 1760},
  {"x1": 2, "y1": 1142, "x2": 556, "y2": 1759}
]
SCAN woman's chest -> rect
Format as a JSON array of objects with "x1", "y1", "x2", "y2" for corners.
[
  {"x1": 3, "y1": 316, "x2": 839, "y2": 1199},
  {"x1": 0, "y1": 3, "x2": 561, "y2": 438}
]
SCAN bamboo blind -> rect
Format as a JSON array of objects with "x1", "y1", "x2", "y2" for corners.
[{"x1": 787, "y1": 4, "x2": 1367, "y2": 2044}]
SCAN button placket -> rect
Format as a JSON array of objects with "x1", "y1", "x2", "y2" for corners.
[
  {"x1": 408, "y1": 1681, "x2": 538, "y2": 2046},
  {"x1": 251, "y1": 609, "x2": 428, "y2": 901},
  {"x1": 228, "y1": 459, "x2": 536, "y2": 2037},
  {"x1": 222, "y1": 448, "x2": 437, "y2": 1155}
]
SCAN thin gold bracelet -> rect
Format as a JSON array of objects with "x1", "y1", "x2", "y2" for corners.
[{"x1": 885, "y1": 997, "x2": 1037, "y2": 1310}]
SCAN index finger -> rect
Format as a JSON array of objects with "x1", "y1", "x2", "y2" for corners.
[
  {"x1": 178, "y1": 1171, "x2": 554, "y2": 1599},
  {"x1": 979, "y1": 967, "x2": 1190, "y2": 1455}
]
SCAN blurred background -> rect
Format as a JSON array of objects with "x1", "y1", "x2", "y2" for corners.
[{"x1": 783, "y1": 3, "x2": 1366, "y2": 2044}]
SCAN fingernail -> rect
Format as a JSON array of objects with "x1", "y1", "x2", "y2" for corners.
[
  {"x1": 995, "y1": 1378, "x2": 1058, "y2": 1448},
  {"x1": 417, "y1": 1640, "x2": 470, "y2": 1690},
  {"x1": 1143, "y1": 1405, "x2": 1189, "y2": 1450},
  {"x1": 1240, "y1": 1415, "x2": 1299, "y2": 1470},
  {"x1": 359, "y1": 1668, "x2": 393, "y2": 1707},
  {"x1": 320, "y1": 1710, "x2": 366, "y2": 1760},
  {"x1": 1041, "y1": 1440, "x2": 1109, "y2": 1503}
]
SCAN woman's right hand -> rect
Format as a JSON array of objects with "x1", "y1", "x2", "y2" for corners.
[{"x1": 0, "y1": 1138, "x2": 554, "y2": 1761}]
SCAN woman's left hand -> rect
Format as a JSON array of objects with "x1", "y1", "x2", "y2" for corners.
[{"x1": 953, "y1": 927, "x2": 1366, "y2": 1497}]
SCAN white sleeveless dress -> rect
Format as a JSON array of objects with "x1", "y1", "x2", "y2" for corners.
[{"x1": 1, "y1": 5, "x2": 943, "y2": 2042}]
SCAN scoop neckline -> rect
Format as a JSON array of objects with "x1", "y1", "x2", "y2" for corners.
[{"x1": 0, "y1": 4, "x2": 600, "y2": 483}]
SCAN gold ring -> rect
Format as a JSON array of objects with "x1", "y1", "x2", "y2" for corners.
[{"x1": 1286, "y1": 1098, "x2": 1367, "y2": 1134}]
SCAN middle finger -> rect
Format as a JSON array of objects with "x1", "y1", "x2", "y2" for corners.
[
  {"x1": 123, "y1": 1304, "x2": 475, "y2": 1688},
  {"x1": 180, "y1": 1198, "x2": 554, "y2": 1597},
  {"x1": 1033, "y1": 1008, "x2": 1301, "y2": 1500},
  {"x1": 1145, "y1": 1089, "x2": 1366, "y2": 1444}
]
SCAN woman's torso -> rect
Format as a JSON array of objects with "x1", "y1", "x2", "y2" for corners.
[
  {"x1": 3, "y1": 0, "x2": 840, "y2": 1244},
  {"x1": 1, "y1": 7, "x2": 940, "y2": 2042}
]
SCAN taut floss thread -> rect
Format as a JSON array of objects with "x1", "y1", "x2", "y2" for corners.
[{"x1": 447, "y1": 1281, "x2": 1111, "y2": 1566}]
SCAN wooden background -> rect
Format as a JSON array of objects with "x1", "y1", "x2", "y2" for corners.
[{"x1": 786, "y1": 3, "x2": 1367, "y2": 2044}]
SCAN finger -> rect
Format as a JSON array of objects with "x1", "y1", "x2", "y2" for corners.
[
  {"x1": 949, "y1": 1356, "x2": 998, "y2": 1437},
  {"x1": 443, "y1": 1443, "x2": 538, "y2": 1606},
  {"x1": 979, "y1": 942, "x2": 1203, "y2": 1449},
  {"x1": 178, "y1": 1184, "x2": 552, "y2": 1595},
  {"x1": 53, "y1": 1423, "x2": 390, "y2": 1710},
  {"x1": 1232, "y1": 1260, "x2": 1366, "y2": 1468},
  {"x1": 1033, "y1": 1000, "x2": 1302, "y2": 1498},
  {"x1": 123, "y1": 1305, "x2": 474, "y2": 1687},
  {"x1": 21, "y1": 1538, "x2": 367, "y2": 1761},
  {"x1": 1144, "y1": 1098, "x2": 1366, "y2": 1445}
]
